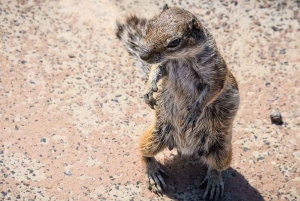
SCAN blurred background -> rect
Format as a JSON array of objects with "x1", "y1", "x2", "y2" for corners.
[{"x1": 0, "y1": 0, "x2": 299, "y2": 200}]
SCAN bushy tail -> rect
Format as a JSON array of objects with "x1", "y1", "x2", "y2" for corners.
[{"x1": 116, "y1": 15, "x2": 150, "y2": 79}]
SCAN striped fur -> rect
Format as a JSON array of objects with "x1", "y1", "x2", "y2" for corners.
[{"x1": 116, "y1": 5, "x2": 240, "y2": 200}]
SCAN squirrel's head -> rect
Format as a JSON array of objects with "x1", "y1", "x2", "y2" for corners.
[{"x1": 139, "y1": 5, "x2": 206, "y2": 64}]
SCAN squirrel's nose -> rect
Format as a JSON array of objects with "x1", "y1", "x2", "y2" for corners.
[{"x1": 139, "y1": 49, "x2": 150, "y2": 61}]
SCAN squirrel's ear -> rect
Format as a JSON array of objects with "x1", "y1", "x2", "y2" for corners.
[
  {"x1": 189, "y1": 19, "x2": 201, "y2": 32},
  {"x1": 162, "y1": 4, "x2": 170, "y2": 11}
]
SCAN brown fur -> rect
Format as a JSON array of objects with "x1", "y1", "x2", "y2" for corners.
[{"x1": 116, "y1": 5, "x2": 240, "y2": 200}]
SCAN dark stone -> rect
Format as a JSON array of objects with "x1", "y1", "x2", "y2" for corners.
[
  {"x1": 270, "y1": 108, "x2": 283, "y2": 125},
  {"x1": 271, "y1": 26, "x2": 278, "y2": 31},
  {"x1": 257, "y1": 157, "x2": 264, "y2": 161},
  {"x1": 64, "y1": 171, "x2": 72, "y2": 176},
  {"x1": 280, "y1": 49, "x2": 286, "y2": 54},
  {"x1": 40, "y1": 138, "x2": 46, "y2": 143},
  {"x1": 111, "y1": 99, "x2": 118, "y2": 103}
]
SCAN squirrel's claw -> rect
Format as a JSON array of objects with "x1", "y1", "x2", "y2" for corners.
[
  {"x1": 151, "y1": 84, "x2": 158, "y2": 92},
  {"x1": 201, "y1": 173, "x2": 224, "y2": 201},
  {"x1": 199, "y1": 176, "x2": 208, "y2": 189},
  {"x1": 144, "y1": 81, "x2": 159, "y2": 109},
  {"x1": 145, "y1": 168, "x2": 167, "y2": 196},
  {"x1": 143, "y1": 91, "x2": 157, "y2": 109}
]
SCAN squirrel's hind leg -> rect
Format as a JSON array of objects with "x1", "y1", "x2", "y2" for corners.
[
  {"x1": 139, "y1": 123, "x2": 168, "y2": 196},
  {"x1": 200, "y1": 131, "x2": 233, "y2": 200}
]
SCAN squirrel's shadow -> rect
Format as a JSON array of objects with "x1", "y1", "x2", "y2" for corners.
[{"x1": 160, "y1": 155, "x2": 265, "y2": 201}]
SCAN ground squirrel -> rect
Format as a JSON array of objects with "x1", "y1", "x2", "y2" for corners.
[{"x1": 116, "y1": 4, "x2": 239, "y2": 201}]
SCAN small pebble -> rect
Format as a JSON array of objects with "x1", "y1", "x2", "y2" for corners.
[
  {"x1": 64, "y1": 171, "x2": 72, "y2": 176},
  {"x1": 280, "y1": 49, "x2": 286, "y2": 54},
  {"x1": 40, "y1": 138, "x2": 47, "y2": 143},
  {"x1": 270, "y1": 108, "x2": 283, "y2": 125},
  {"x1": 257, "y1": 157, "x2": 264, "y2": 161}
]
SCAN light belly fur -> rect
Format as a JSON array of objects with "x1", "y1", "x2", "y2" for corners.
[{"x1": 157, "y1": 62, "x2": 239, "y2": 156}]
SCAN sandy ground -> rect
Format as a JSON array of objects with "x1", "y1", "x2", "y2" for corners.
[{"x1": 0, "y1": 0, "x2": 300, "y2": 200}]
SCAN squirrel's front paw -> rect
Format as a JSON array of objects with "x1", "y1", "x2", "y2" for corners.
[
  {"x1": 181, "y1": 106, "x2": 202, "y2": 131},
  {"x1": 143, "y1": 84, "x2": 158, "y2": 109}
]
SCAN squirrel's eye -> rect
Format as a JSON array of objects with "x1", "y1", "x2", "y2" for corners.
[{"x1": 167, "y1": 38, "x2": 181, "y2": 48}]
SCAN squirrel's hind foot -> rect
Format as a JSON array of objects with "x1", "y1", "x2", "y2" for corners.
[
  {"x1": 200, "y1": 168, "x2": 224, "y2": 201},
  {"x1": 144, "y1": 157, "x2": 168, "y2": 196}
]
